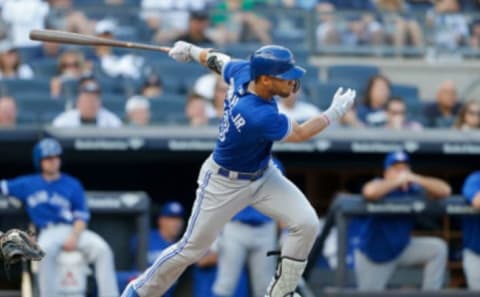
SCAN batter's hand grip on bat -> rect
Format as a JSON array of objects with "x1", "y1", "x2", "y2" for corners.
[{"x1": 29, "y1": 29, "x2": 171, "y2": 53}]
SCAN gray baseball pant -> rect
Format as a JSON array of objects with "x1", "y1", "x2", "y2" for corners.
[
  {"x1": 463, "y1": 249, "x2": 480, "y2": 290},
  {"x1": 213, "y1": 220, "x2": 277, "y2": 297},
  {"x1": 355, "y1": 236, "x2": 447, "y2": 290},
  {"x1": 132, "y1": 155, "x2": 320, "y2": 297},
  {"x1": 38, "y1": 224, "x2": 119, "y2": 297}
]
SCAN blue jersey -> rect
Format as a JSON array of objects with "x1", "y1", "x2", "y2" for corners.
[
  {"x1": 356, "y1": 181, "x2": 423, "y2": 262},
  {"x1": 130, "y1": 230, "x2": 176, "y2": 297},
  {"x1": 462, "y1": 171, "x2": 480, "y2": 254},
  {"x1": 131, "y1": 230, "x2": 173, "y2": 267},
  {"x1": 213, "y1": 60, "x2": 292, "y2": 173},
  {"x1": 232, "y1": 206, "x2": 272, "y2": 226},
  {"x1": 0, "y1": 173, "x2": 90, "y2": 229}
]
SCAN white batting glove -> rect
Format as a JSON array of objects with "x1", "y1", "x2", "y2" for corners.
[
  {"x1": 168, "y1": 41, "x2": 193, "y2": 62},
  {"x1": 168, "y1": 41, "x2": 203, "y2": 63},
  {"x1": 323, "y1": 87, "x2": 356, "y2": 124}
]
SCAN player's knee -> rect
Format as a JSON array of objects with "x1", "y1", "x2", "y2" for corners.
[
  {"x1": 296, "y1": 214, "x2": 320, "y2": 241},
  {"x1": 431, "y1": 238, "x2": 448, "y2": 259}
]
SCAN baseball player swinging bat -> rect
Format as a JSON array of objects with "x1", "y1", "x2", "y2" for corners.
[{"x1": 29, "y1": 29, "x2": 171, "y2": 53}]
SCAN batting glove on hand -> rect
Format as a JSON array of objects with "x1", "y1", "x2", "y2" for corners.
[
  {"x1": 169, "y1": 41, "x2": 194, "y2": 63},
  {"x1": 323, "y1": 87, "x2": 356, "y2": 123}
]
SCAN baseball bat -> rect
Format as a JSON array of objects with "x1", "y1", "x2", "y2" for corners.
[
  {"x1": 21, "y1": 259, "x2": 33, "y2": 297},
  {"x1": 29, "y1": 29, "x2": 171, "y2": 53}
]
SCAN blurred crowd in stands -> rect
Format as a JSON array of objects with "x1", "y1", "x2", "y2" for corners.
[{"x1": 0, "y1": 0, "x2": 477, "y2": 130}]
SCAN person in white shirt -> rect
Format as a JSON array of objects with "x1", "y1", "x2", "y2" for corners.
[
  {"x1": 2, "y1": 0, "x2": 49, "y2": 47},
  {"x1": 52, "y1": 79, "x2": 122, "y2": 128},
  {"x1": 278, "y1": 89, "x2": 321, "y2": 123}
]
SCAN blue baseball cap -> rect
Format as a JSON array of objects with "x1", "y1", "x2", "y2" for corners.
[
  {"x1": 159, "y1": 201, "x2": 185, "y2": 218},
  {"x1": 384, "y1": 151, "x2": 410, "y2": 169}
]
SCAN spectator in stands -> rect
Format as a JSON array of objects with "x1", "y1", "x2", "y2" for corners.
[
  {"x1": 52, "y1": 79, "x2": 122, "y2": 127},
  {"x1": 174, "y1": 10, "x2": 215, "y2": 46},
  {"x1": 384, "y1": 97, "x2": 422, "y2": 130},
  {"x1": 31, "y1": 42, "x2": 63, "y2": 61},
  {"x1": 426, "y1": 0, "x2": 469, "y2": 50},
  {"x1": 192, "y1": 73, "x2": 223, "y2": 119},
  {"x1": 335, "y1": 108, "x2": 363, "y2": 128},
  {"x1": 0, "y1": 42, "x2": 34, "y2": 79},
  {"x1": 2, "y1": 0, "x2": 49, "y2": 47},
  {"x1": 128, "y1": 201, "x2": 186, "y2": 296},
  {"x1": 125, "y1": 95, "x2": 151, "y2": 126},
  {"x1": 375, "y1": 0, "x2": 424, "y2": 51},
  {"x1": 0, "y1": 96, "x2": 17, "y2": 127},
  {"x1": 140, "y1": 73, "x2": 164, "y2": 99},
  {"x1": 357, "y1": 75, "x2": 391, "y2": 127},
  {"x1": 46, "y1": 0, "x2": 95, "y2": 34},
  {"x1": 422, "y1": 80, "x2": 461, "y2": 128},
  {"x1": 461, "y1": 170, "x2": 480, "y2": 291},
  {"x1": 355, "y1": 151, "x2": 451, "y2": 290},
  {"x1": 454, "y1": 100, "x2": 480, "y2": 130},
  {"x1": 316, "y1": 0, "x2": 384, "y2": 46},
  {"x1": 210, "y1": 0, "x2": 272, "y2": 45},
  {"x1": 50, "y1": 50, "x2": 90, "y2": 98},
  {"x1": 278, "y1": 89, "x2": 321, "y2": 123},
  {"x1": 93, "y1": 19, "x2": 144, "y2": 79},
  {"x1": 469, "y1": 18, "x2": 480, "y2": 48},
  {"x1": 186, "y1": 92, "x2": 210, "y2": 127},
  {"x1": 280, "y1": 0, "x2": 318, "y2": 10},
  {"x1": 141, "y1": 0, "x2": 209, "y2": 44}
]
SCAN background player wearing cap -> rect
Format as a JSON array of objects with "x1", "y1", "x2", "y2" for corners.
[
  {"x1": 354, "y1": 151, "x2": 451, "y2": 290},
  {"x1": 122, "y1": 40, "x2": 355, "y2": 297},
  {"x1": 0, "y1": 138, "x2": 119, "y2": 297},
  {"x1": 126, "y1": 201, "x2": 185, "y2": 296},
  {"x1": 461, "y1": 170, "x2": 480, "y2": 290}
]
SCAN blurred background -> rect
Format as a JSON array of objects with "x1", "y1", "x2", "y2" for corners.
[{"x1": 0, "y1": 0, "x2": 479, "y2": 296}]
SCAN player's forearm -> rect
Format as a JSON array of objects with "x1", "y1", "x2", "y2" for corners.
[
  {"x1": 285, "y1": 114, "x2": 330, "y2": 142},
  {"x1": 362, "y1": 180, "x2": 401, "y2": 201},
  {"x1": 71, "y1": 220, "x2": 87, "y2": 237},
  {"x1": 472, "y1": 193, "x2": 480, "y2": 209},
  {"x1": 412, "y1": 174, "x2": 451, "y2": 199}
]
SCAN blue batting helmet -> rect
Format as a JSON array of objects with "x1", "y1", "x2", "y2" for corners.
[
  {"x1": 250, "y1": 45, "x2": 306, "y2": 81},
  {"x1": 32, "y1": 138, "x2": 63, "y2": 170}
]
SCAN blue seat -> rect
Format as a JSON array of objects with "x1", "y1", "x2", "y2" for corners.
[
  {"x1": 31, "y1": 58, "x2": 59, "y2": 77},
  {"x1": 390, "y1": 83, "x2": 419, "y2": 104},
  {"x1": 307, "y1": 81, "x2": 344, "y2": 110},
  {"x1": 16, "y1": 95, "x2": 67, "y2": 124},
  {"x1": 327, "y1": 65, "x2": 379, "y2": 91},
  {"x1": 0, "y1": 78, "x2": 51, "y2": 97},
  {"x1": 149, "y1": 96, "x2": 187, "y2": 125}
]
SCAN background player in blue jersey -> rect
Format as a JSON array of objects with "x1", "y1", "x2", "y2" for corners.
[
  {"x1": 354, "y1": 151, "x2": 451, "y2": 290},
  {"x1": 461, "y1": 170, "x2": 480, "y2": 290},
  {"x1": 213, "y1": 158, "x2": 284, "y2": 297},
  {"x1": 0, "y1": 138, "x2": 119, "y2": 297},
  {"x1": 123, "y1": 201, "x2": 186, "y2": 296},
  {"x1": 122, "y1": 41, "x2": 356, "y2": 297}
]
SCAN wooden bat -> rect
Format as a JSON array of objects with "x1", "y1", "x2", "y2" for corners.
[
  {"x1": 29, "y1": 29, "x2": 171, "y2": 53},
  {"x1": 21, "y1": 259, "x2": 33, "y2": 297}
]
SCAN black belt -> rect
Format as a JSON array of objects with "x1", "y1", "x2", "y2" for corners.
[{"x1": 217, "y1": 166, "x2": 267, "y2": 181}]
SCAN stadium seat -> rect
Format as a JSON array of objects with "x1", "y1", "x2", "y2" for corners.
[
  {"x1": 31, "y1": 58, "x2": 59, "y2": 77},
  {"x1": 0, "y1": 78, "x2": 51, "y2": 97},
  {"x1": 149, "y1": 96, "x2": 187, "y2": 125},
  {"x1": 390, "y1": 83, "x2": 419, "y2": 104},
  {"x1": 327, "y1": 65, "x2": 379, "y2": 92},
  {"x1": 307, "y1": 81, "x2": 344, "y2": 110}
]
